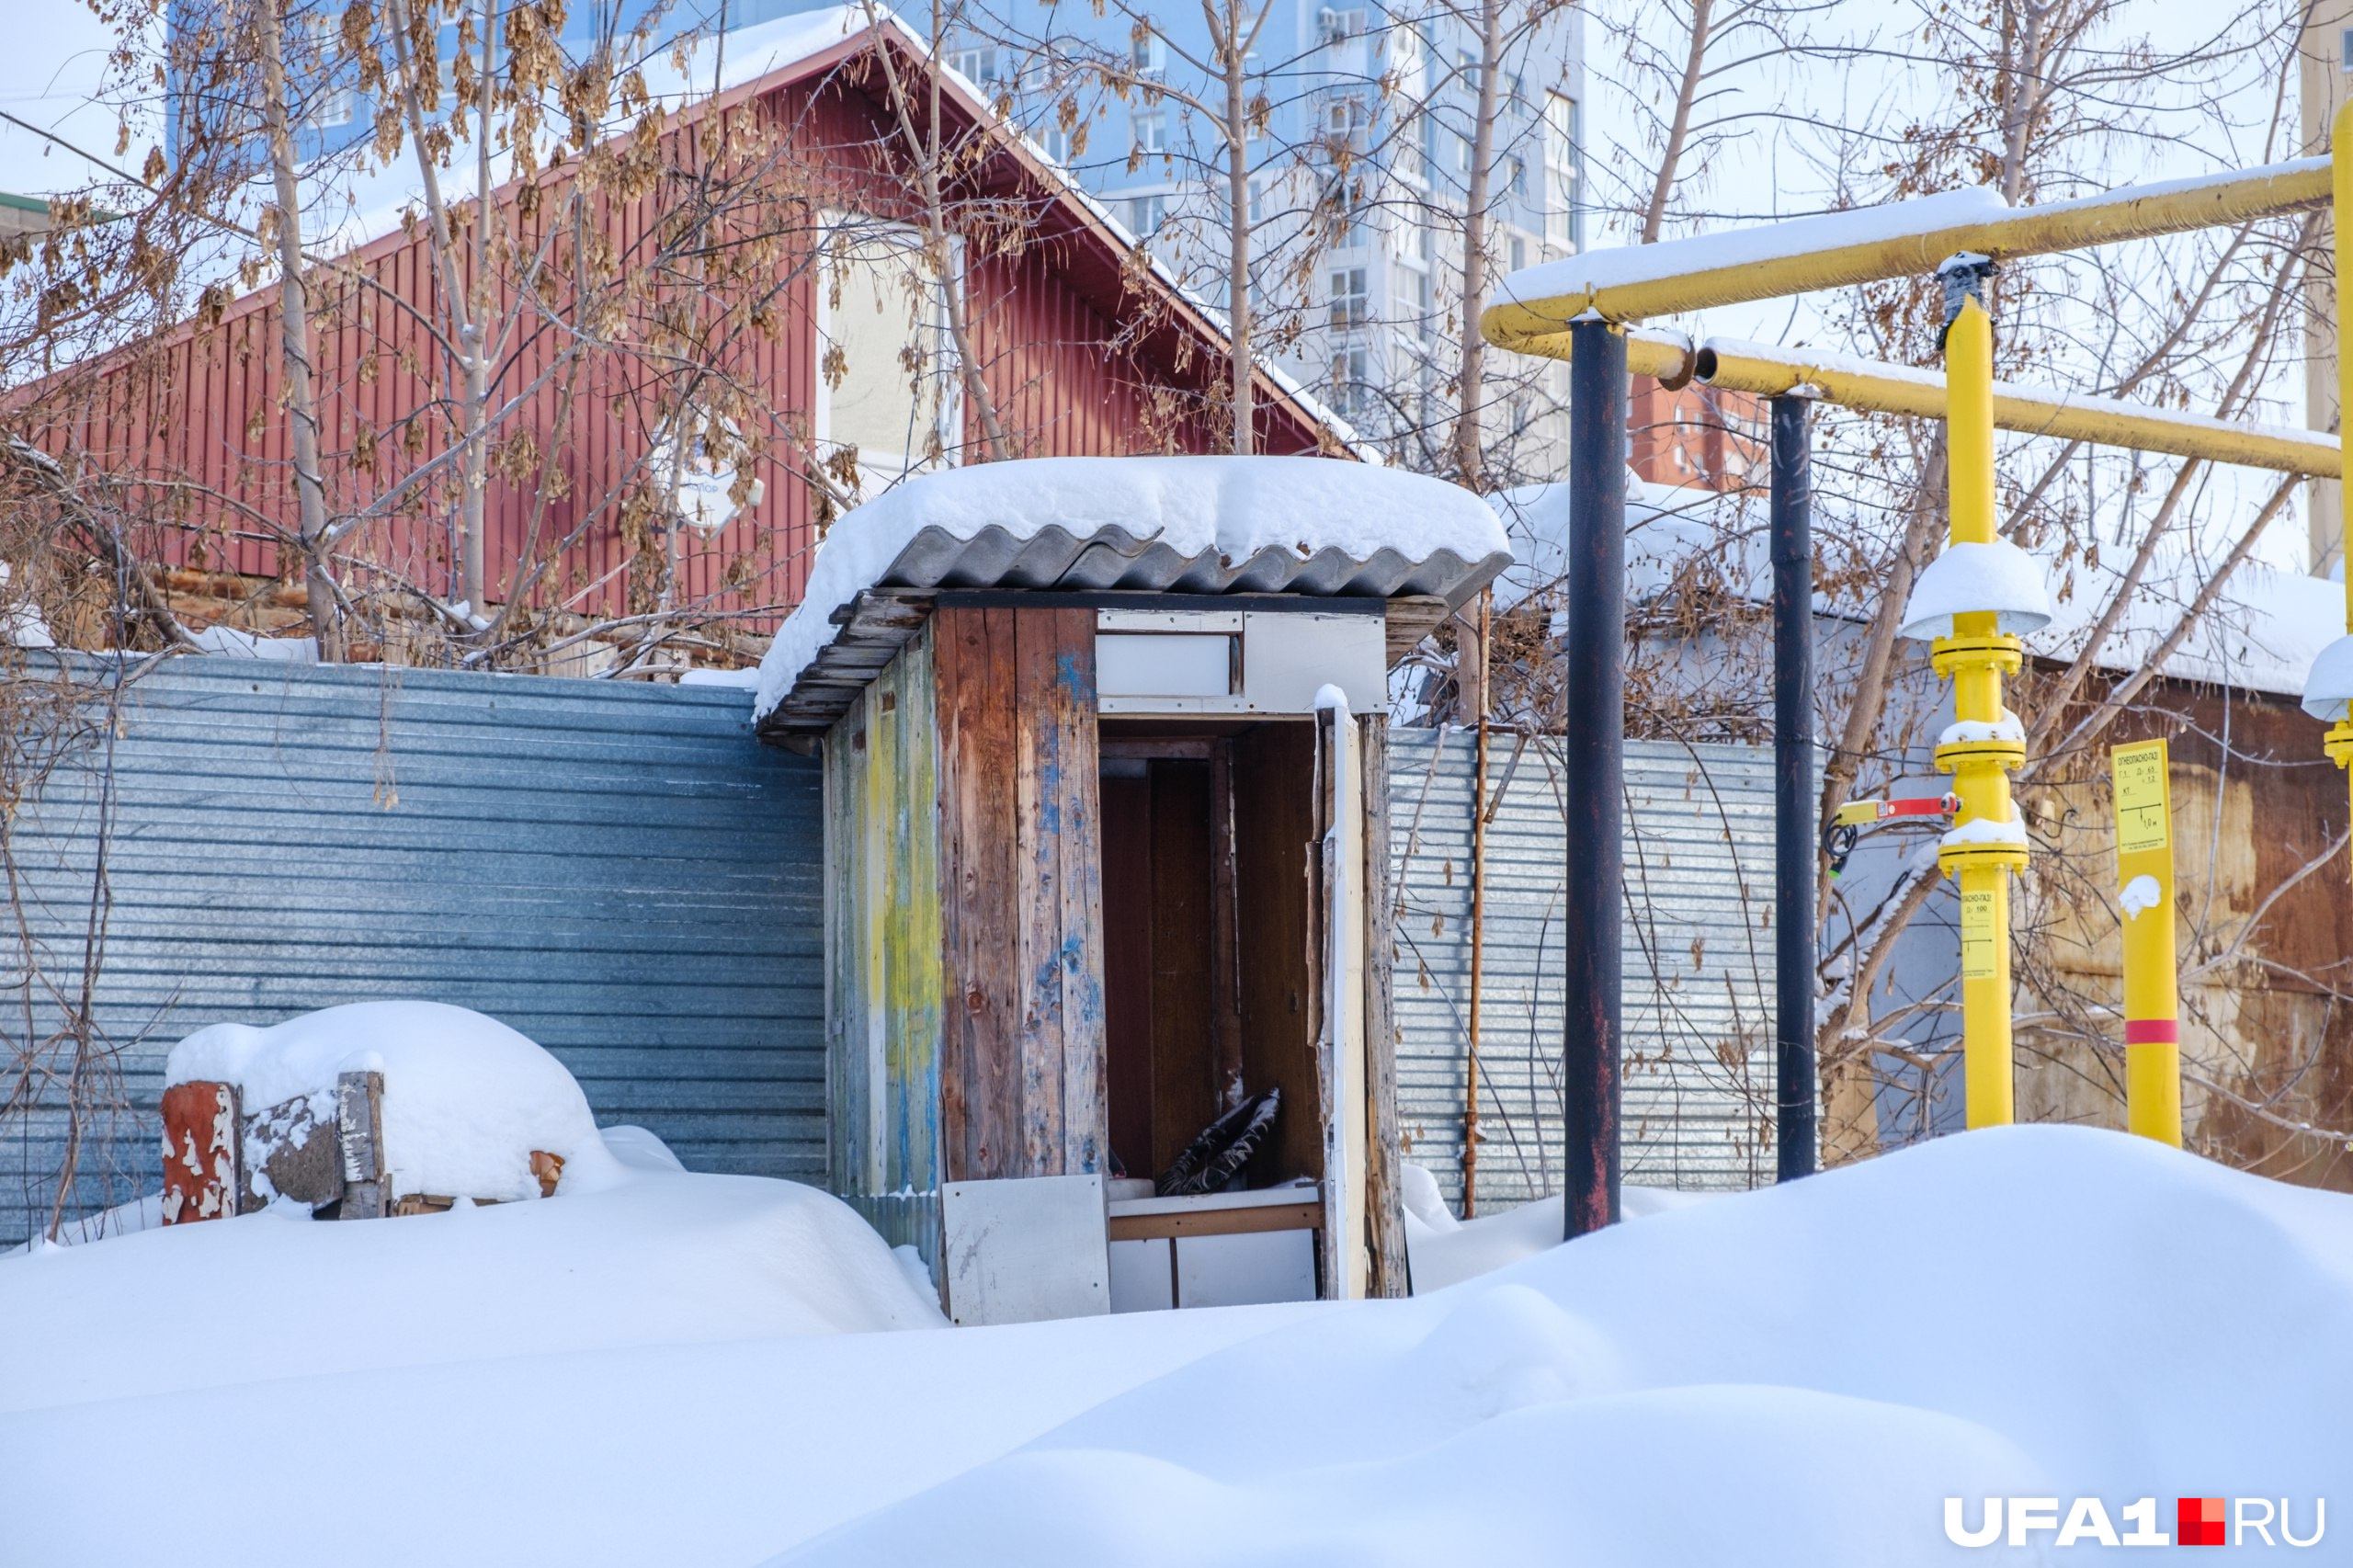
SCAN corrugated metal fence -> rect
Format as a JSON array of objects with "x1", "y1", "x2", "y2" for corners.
[
  {"x1": 1, "y1": 655, "x2": 824, "y2": 1246},
  {"x1": 3, "y1": 657, "x2": 1773, "y2": 1245},
  {"x1": 1388, "y1": 729, "x2": 1778, "y2": 1209}
]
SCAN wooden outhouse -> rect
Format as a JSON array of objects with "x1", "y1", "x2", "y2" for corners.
[{"x1": 755, "y1": 456, "x2": 1508, "y2": 1322}]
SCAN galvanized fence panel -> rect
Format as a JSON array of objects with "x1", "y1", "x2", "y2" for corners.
[
  {"x1": 1388, "y1": 729, "x2": 1778, "y2": 1210},
  {"x1": 1, "y1": 655, "x2": 824, "y2": 1246}
]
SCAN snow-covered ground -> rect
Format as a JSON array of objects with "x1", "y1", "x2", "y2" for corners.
[{"x1": 5, "y1": 1123, "x2": 2345, "y2": 1564}]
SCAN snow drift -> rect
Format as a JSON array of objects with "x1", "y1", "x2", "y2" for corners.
[
  {"x1": 0, "y1": 1145, "x2": 943, "y2": 1416},
  {"x1": 775, "y1": 1128, "x2": 2353, "y2": 1565},
  {"x1": 6, "y1": 1127, "x2": 2346, "y2": 1567}
]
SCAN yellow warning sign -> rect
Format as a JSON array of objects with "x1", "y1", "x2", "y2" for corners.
[
  {"x1": 1961, "y1": 888, "x2": 1997, "y2": 981},
  {"x1": 2112, "y1": 740, "x2": 2170, "y2": 858}
]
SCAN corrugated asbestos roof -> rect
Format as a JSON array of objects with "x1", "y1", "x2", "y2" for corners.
[
  {"x1": 755, "y1": 528, "x2": 1505, "y2": 736},
  {"x1": 866, "y1": 522, "x2": 1507, "y2": 600}
]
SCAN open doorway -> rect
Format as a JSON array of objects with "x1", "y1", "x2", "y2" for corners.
[{"x1": 1098, "y1": 722, "x2": 1325, "y2": 1199}]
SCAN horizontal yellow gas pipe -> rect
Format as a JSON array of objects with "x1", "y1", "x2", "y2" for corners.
[
  {"x1": 1484, "y1": 157, "x2": 2330, "y2": 339},
  {"x1": 1564, "y1": 327, "x2": 2339, "y2": 478},
  {"x1": 1695, "y1": 339, "x2": 2341, "y2": 478}
]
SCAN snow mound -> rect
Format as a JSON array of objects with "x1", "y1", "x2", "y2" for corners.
[
  {"x1": 1403, "y1": 1174, "x2": 1710, "y2": 1292},
  {"x1": 754, "y1": 457, "x2": 1509, "y2": 718},
  {"x1": 11, "y1": 1129, "x2": 2349, "y2": 1566},
  {"x1": 0, "y1": 1165, "x2": 945, "y2": 1415},
  {"x1": 774, "y1": 1129, "x2": 2353, "y2": 1566},
  {"x1": 166, "y1": 1001, "x2": 624, "y2": 1203}
]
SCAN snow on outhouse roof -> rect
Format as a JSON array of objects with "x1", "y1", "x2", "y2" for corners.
[{"x1": 752, "y1": 456, "x2": 1513, "y2": 725}]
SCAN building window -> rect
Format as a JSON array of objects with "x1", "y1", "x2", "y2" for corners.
[
  {"x1": 1509, "y1": 233, "x2": 1525, "y2": 272},
  {"x1": 1508, "y1": 154, "x2": 1528, "y2": 198},
  {"x1": 1321, "y1": 93, "x2": 1369, "y2": 155},
  {"x1": 951, "y1": 44, "x2": 1006, "y2": 85},
  {"x1": 1131, "y1": 193, "x2": 1167, "y2": 234},
  {"x1": 1328, "y1": 266, "x2": 1370, "y2": 330},
  {"x1": 1132, "y1": 112, "x2": 1168, "y2": 154},
  {"x1": 1331, "y1": 341, "x2": 1371, "y2": 415},
  {"x1": 1318, "y1": 6, "x2": 1367, "y2": 45},
  {"x1": 300, "y1": 15, "x2": 356, "y2": 131},
  {"x1": 1545, "y1": 91, "x2": 1580, "y2": 251},
  {"x1": 817, "y1": 219, "x2": 962, "y2": 496},
  {"x1": 1132, "y1": 31, "x2": 1166, "y2": 76}
]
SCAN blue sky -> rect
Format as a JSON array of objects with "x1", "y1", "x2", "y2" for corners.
[{"x1": 3, "y1": 4, "x2": 120, "y2": 198}]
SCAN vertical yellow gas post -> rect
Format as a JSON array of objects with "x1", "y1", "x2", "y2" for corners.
[
  {"x1": 1931, "y1": 258, "x2": 2031, "y2": 1129},
  {"x1": 2110, "y1": 739, "x2": 2180, "y2": 1145},
  {"x1": 2327, "y1": 99, "x2": 2353, "y2": 822}
]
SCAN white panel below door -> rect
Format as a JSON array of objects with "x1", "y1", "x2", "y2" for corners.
[
  {"x1": 1176, "y1": 1229, "x2": 1318, "y2": 1308},
  {"x1": 1108, "y1": 1237, "x2": 1176, "y2": 1312},
  {"x1": 941, "y1": 1174, "x2": 1109, "y2": 1326}
]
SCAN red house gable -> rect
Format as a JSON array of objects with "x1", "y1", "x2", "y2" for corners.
[{"x1": 21, "y1": 16, "x2": 1345, "y2": 660}]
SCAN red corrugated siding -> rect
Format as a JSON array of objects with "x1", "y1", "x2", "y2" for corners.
[{"x1": 38, "y1": 40, "x2": 1330, "y2": 631}]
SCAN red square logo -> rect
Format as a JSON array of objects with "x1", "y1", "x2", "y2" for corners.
[{"x1": 2177, "y1": 1497, "x2": 2227, "y2": 1546}]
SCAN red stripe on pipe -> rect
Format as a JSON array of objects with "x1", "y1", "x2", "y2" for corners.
[{"x1": 2124, "y1": 1019, "x2": 2178, "y2": 1045}]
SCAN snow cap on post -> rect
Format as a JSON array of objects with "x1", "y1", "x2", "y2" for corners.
[
  {"x1": 1935, "y1": 252, "x2": 1996, "y2": 350},
  {"x1": 2300, "y1": 631, "x2": 2353, "y2": 721},
  {"x1": 1898, "y1": 539, "x2": 2053, "y2": 642}
]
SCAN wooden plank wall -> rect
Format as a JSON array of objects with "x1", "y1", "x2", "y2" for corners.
[
  {"x1": 1358, "y1": 713, "x2": 1409, "y2": 1297},
  {"x1": 935, "y1": 605, "x2": 1108, "y2": 1182},
  {"x1": 824, "y1": 625, "x2": 944, "y2": 1201}
]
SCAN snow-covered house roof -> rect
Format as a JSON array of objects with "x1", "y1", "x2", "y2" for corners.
[
  {"x1": 753, "y1": 457, "x2": 1512, "y2": 727},
  {"x1": 1486, "y1": 474, "x2": 2340, "y2": 702}
]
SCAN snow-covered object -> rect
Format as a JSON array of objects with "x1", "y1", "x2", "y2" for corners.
[
  {"x1": 598, "y1": 1124, "x2": 690, "y2": 1173},
  {"x1": 1399, "y1": 1162, "x2": 1458, "y2": 1233},
  {"x1": 10, "y1": 1128, "x2": 2353, "y2": 1566},
  {"x1": 2300, "y1": 631, "x2": 2353, "y2": 721},
  {"x1": 2119, "y1": 874, "x2": 2163, "y2": 918},
  {"x1": 1496, "y1": 187, "x2": 2011, "y2": 312},
  {"x1": 0, "y1": 562, "x2": 53, "y2": 649},
  {"x1": 753, "y1": 457, "x2": 1511, "y2": 720},
  {"x1": 1403, "y1": 1180, "x2": 1706, "y2": 1293},
  {"x1": 188, "y1": 625, "x2": 319, "y2": 662},
  {"x1": 1486, "y1": 475, "x2": 1759, "y2": 616},
  {"x1": 650, "y1": 418, "x2": 765, "y2": 535},
  {"x1": 165, "y1": 1002, "x2": 623, "y2": 1203},
  {"x1": 1898, "y1": 539, "x2": 2053, "y2": 641},
  {"x1": 678, "y1": 665, "x2": 766, "y2": 689},
  {"x1": 1938, "y1": 710, "x2": 2024, "y2": 746},
  {"x1": 1941, "y1": 814, "x2": 2029, "y2": 850}
]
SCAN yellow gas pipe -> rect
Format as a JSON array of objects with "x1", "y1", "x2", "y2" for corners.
[
  {"x1": 1935, "y1": 282, "x2": 2029, "y2": 1131},
  {"x1": 2328, "y1": 99, "x2": 2353, "y2": 825},
  {"x1": 2111, "y1": 739, "x2": 2180, "y2": 1145}
]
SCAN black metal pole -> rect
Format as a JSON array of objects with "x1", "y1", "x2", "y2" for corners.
[
  {"x1": 1770, "y1": 393, "x2": 1818, "y2": 1181},
  {"x1": 1563, "y1": 319, "x2": 1625, "y2": 1239}
]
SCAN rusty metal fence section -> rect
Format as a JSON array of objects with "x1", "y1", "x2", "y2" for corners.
[{"x1": 1388, "y1": 728, "x2": 1778, "y2": 1210}]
